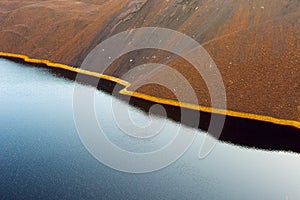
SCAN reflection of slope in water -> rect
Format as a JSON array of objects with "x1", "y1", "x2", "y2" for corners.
[{"x1": 0, "y1": 59, "x2": 300, "y2": 199}]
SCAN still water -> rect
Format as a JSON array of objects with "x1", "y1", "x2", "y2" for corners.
[{"x1": 0, "y1": 59, "x2": 299, "y2": 199}]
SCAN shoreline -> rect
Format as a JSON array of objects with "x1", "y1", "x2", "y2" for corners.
[{"x1": 1, "y1": 52, "x2": 300, "y2": 153}]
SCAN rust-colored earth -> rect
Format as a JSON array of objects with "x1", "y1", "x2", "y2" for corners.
[{"x1": 0, "y1": 0, "x2": 299, "y2": 122}]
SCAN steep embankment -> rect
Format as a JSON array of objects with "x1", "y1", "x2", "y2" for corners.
[{"x1": 0, "y1": 0, "x2": 299, "y2": 126}]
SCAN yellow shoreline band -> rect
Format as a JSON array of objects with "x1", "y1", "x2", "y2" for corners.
[{"x1": 1, "y1": 51, "x2": 299, "y2": 129}]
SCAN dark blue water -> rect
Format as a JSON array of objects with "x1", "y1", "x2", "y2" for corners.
[{"x1": 0, "y1": 59, "x2": 299, "y2": 199}]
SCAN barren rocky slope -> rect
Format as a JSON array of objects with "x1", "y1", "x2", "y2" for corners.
[{"x1": 0, "y1": 0, "x2": 299, "y2": 122}]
